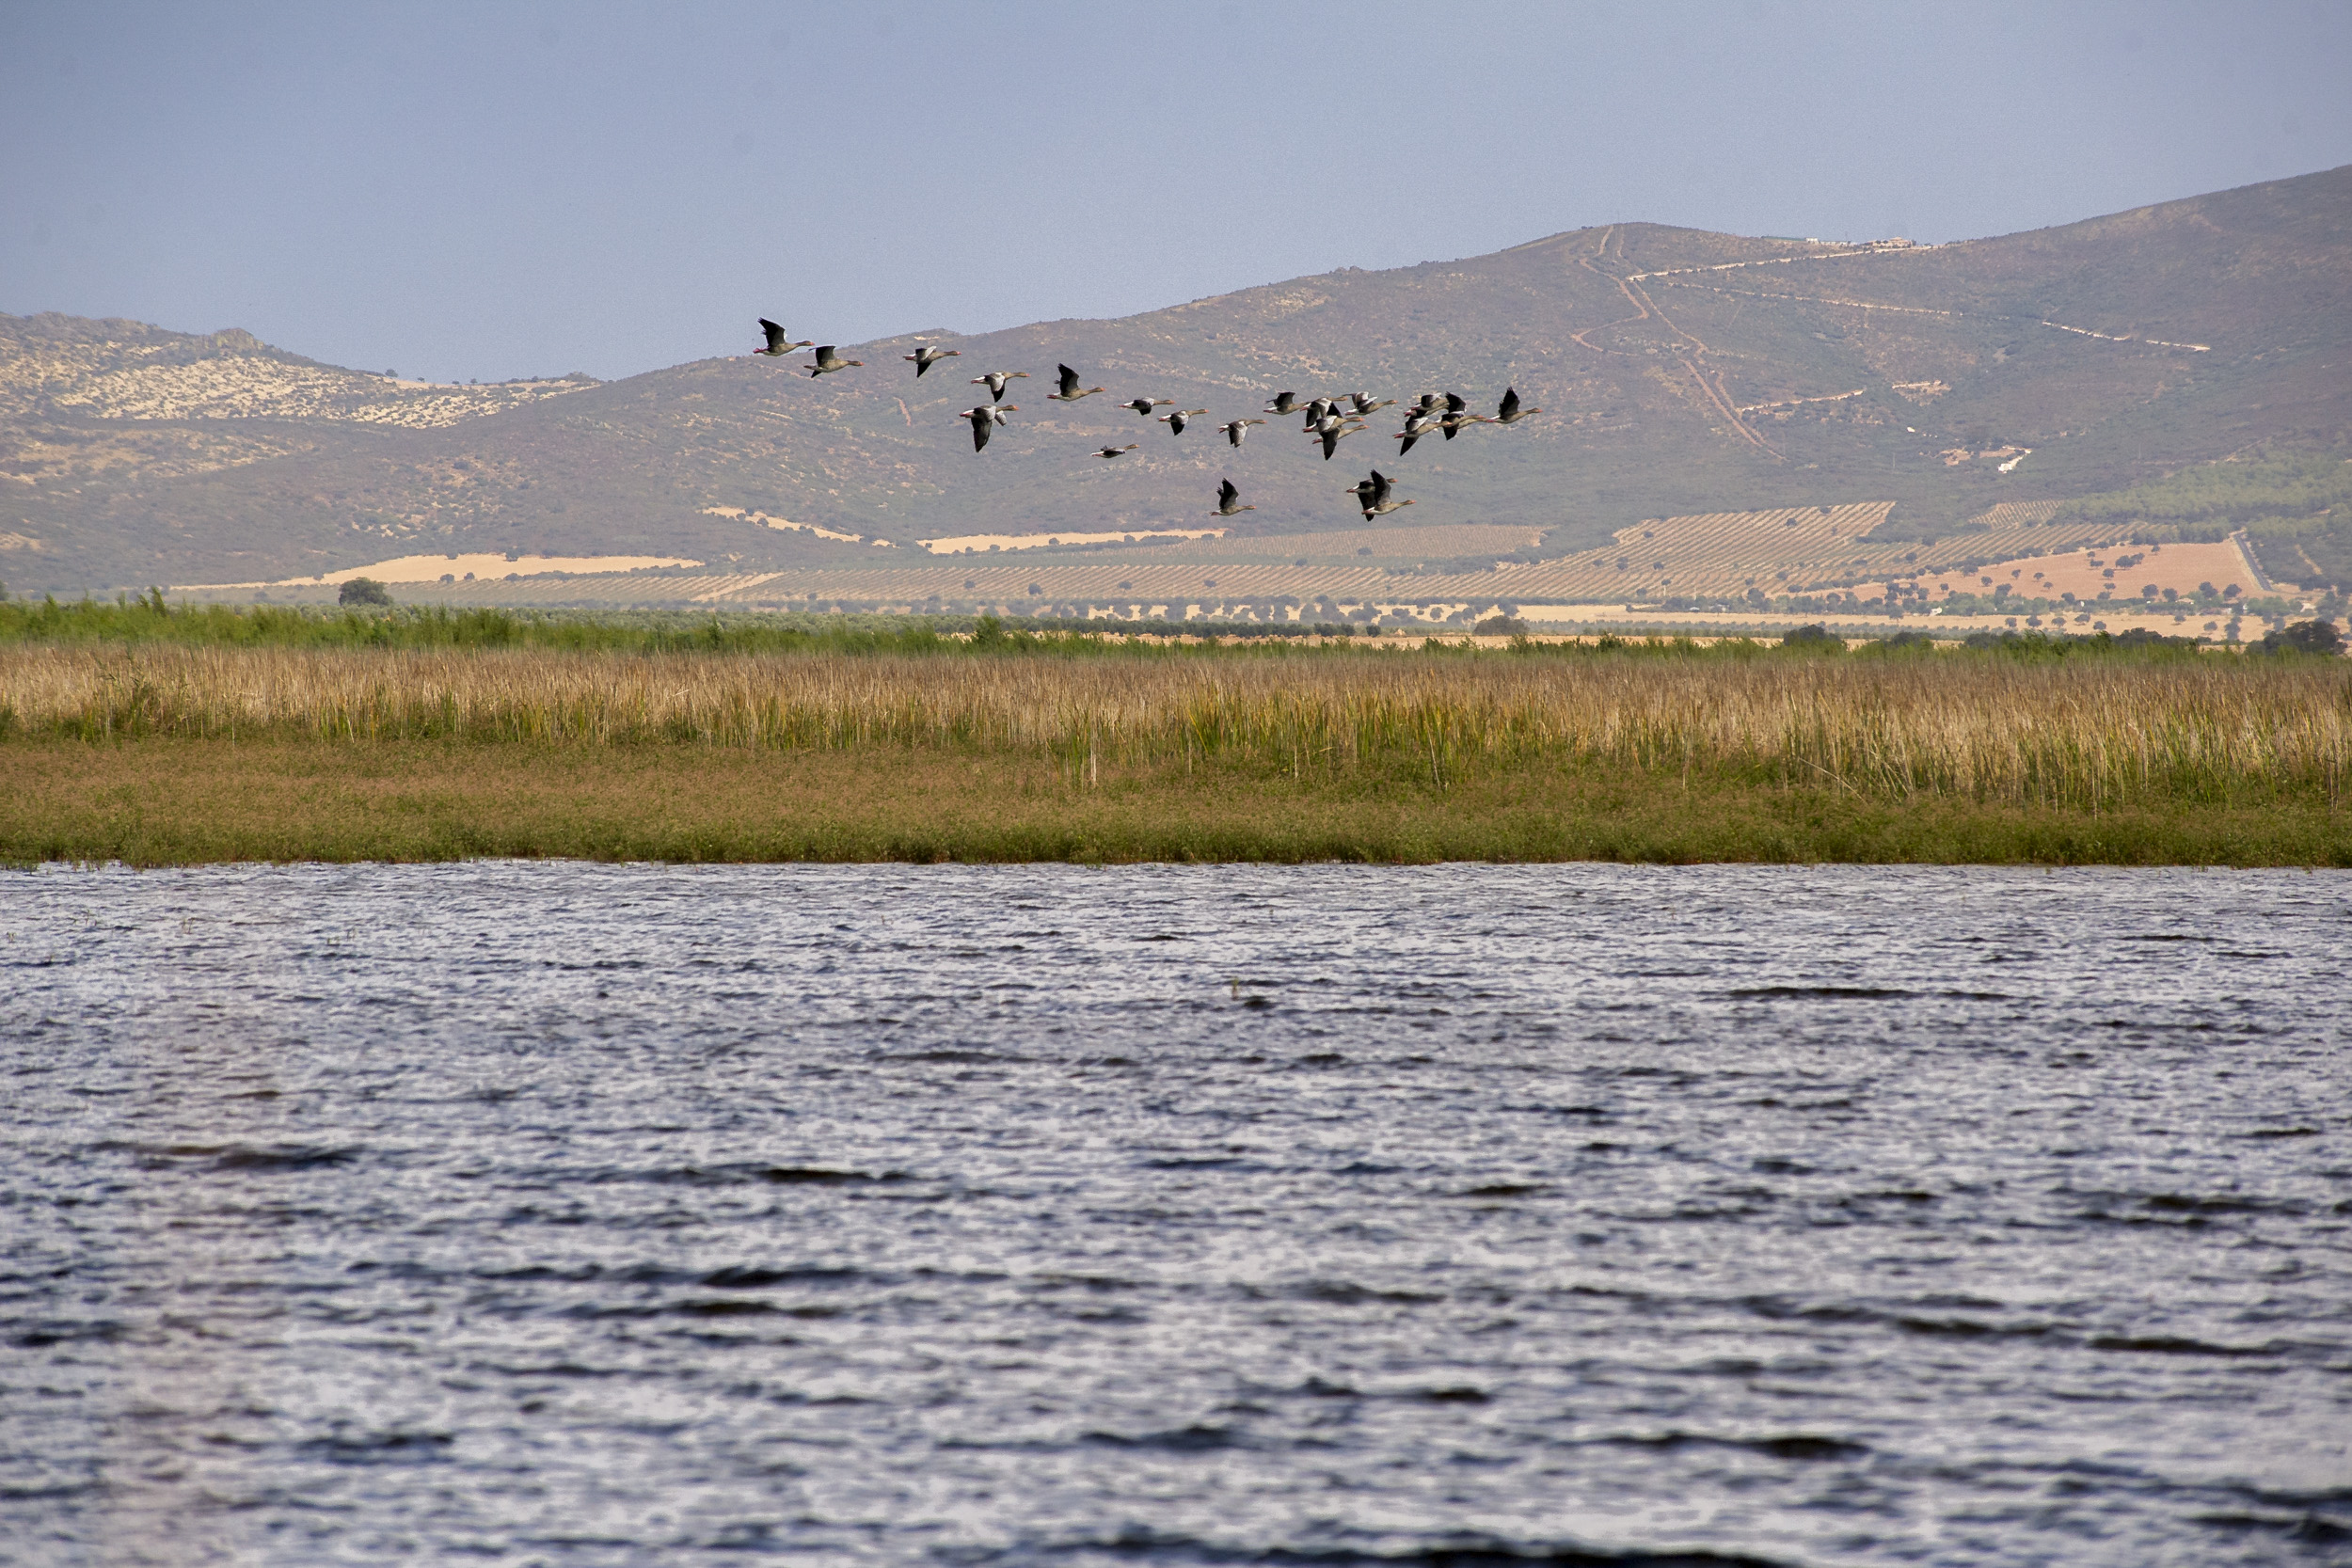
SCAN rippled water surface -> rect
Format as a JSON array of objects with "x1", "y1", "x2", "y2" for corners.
[{"x1": 3, "y1": 863, "x2": 2348, "y2": 1567}]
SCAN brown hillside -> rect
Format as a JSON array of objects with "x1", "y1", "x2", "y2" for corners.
[{"x1": 3, "y1": 166, "x2": 2346, "y2": 595}]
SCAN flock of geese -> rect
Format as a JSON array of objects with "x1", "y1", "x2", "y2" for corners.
[{"x1": 754, "y1": 318, "x2": 1540, "y2": 523}]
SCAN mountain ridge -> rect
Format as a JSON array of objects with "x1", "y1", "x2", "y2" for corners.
[{"x1": 3, "y1": 165, "x2": 2346, "y2": 595}]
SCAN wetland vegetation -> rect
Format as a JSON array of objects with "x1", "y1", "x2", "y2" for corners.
[{"x1": 4, "y1": 600, "x2": 2346, "y2": 866}]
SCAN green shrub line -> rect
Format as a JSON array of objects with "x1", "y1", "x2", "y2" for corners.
[
  {"x1": 5, "y1": 594, "x2": 2342, "y2": 663},
  {"x1": 0, "y1": 591, "x2": 962, "y2": 656},
  {"x1": 0, "y1": 594, "x2": 1422, "y2": 655}
]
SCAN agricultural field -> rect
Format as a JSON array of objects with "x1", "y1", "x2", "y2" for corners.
[
  {"x1": 193, "y1": 551, "x2": 706, "y2": 589},
  {"x1": 1968, "y1": 500, "x2": 2070, "y2": 530},
  {"x1": 1092, "y1": 523, "x2": 1545, "y2": 565},
  {"x1": 915, "y1": 528, "x2": 1229, "y2": 554},
  {"x1": 1867, "y1": 540, "x2": 2265, "y2": 607},
  {"x1": 1518, "y1": 602, "x2": 2251, "y2": 640},
  {"x1": 161, "y1": 498, "x2": 2185, "y2": 621},
  {"x1": 184, "y1": 573, "x2": 775, "y2": 610},
  {"x1": 1499, "y1": 503, "x2": 2161, "y2": 603}
]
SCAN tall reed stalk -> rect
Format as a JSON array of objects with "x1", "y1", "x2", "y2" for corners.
[{"x1": 4, "y1": 643, "x2": 2346, "y2": 810}]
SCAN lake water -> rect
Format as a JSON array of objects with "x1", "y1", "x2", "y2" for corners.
[{"x1": 2, "y1": 863, "x2": 2347, "y2": 1567}]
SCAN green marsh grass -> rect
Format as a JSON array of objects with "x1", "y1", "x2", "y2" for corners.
[
  {"x1": 11, "y1": 740, "x2": 2336, "y2": 866},
  {"x1": 5, "y1": 604, "x2": 2346, "y2": 862}
]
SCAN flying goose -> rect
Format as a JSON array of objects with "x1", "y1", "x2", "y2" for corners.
[
  {"x1": 804, "y1": 345, "x2": 864, "y2": 376},
  {"x1": 1493, "y1": 386, "x2": 1542, "y2": 423},
  {"x1": 957, "y1": 404, "x2": 1014, "y2": 452},
  {"x1": 1393, "y1": 407, "x2": 1439, "y2": 455},
  {"x1": 1307, "y1": 414, "x2": 1368, "y2": 460},
  {"x1": 1157, "y1": 407, "x2": 1210, "y2": 435},
  {"x1": 1216, "y1": 418, "x2": 1264, "y2": 447},
  {"x1": 971, "y1": 370, "x2": 1029, "y2": 401},
  {"x1": 1264, "y1": 391, "x2": 1303, "y2": 416},
  {"x1": 1048, "y1": 364, "x2": 1105, "y2": 402},
  {"x1": 1214, "y1": 479, "x2": 1255, "y2": 516},
  {"x1": 1346, "y1": 392, "x2": 1395, "y2": 417},
  {"x1": 755, "y1": 319, "x2": 811, "y2": 356},
  {"x1": 1121, "y1": 396, "x2": 1173, "y2": 417},
  {"x1": 1093, "y1": 443, "x2": 1139, "y2": 459},
  {"x1": 1357, "y1": 468, "x2": 1414, "y2": 518},
  {"x1": 1439, "y1": 395, "x2": 1492, "y2": 438},
  {"x1": 904, "y1": 345, "x2": 961, "y2": 377}
]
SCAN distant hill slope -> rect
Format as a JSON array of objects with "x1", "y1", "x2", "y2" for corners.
[
  {"x1": 3, "y1": 166, "x2": 2346, "y2": 594},
  {"x1": 0, "y1": 312, "x2": 596, "y2": 428}
]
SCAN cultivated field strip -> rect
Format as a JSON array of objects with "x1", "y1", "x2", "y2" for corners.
[
  {"x1": 1894, "y1": 540, "x2": 2265, "y2": 603},
  {"x1": 760, "y1": 504, "x2": 2138, "y2": 606},
  {"x1": 357, "y1": 517, "x2": 2154, "y2": 610},
  {"x1": 707, "y1": 564, "x2": 1417, "y2": 604},
  {"x1": 1508, "y1": 516, "x2": 2140, "y2": 600},
  {"x1": 1973, "y1": 499, "x2": 2070, "y2": 530},
  {"x1": 1033, "y1": 523, "x2": 1546, "y2": 565},
  {"x1": 377, "y1": 574, "x2": 779, "y2": 608},
  {"x1": 1637, "y1": 501, "x2": 1893, "y2": 554},
  {"x1": 292, "y1": 499, "x2": 2152, "y2": 611},
  {"x1": 9, "y1": 643, "x2": 2347, "y2": 808}
]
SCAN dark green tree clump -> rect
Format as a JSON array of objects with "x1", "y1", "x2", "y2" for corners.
[
  {"x1": 2108, "y1": 626, "x2": 2201, "y2": 650},
  {"x1": 2252, "y1": 619, "x2": 2345, "y2": 657},
  {"x1": 337, "y1": 578, "x2": 393, "y2": 607},
  {"x1": 1779, "y1": 624, "x2": 1845, "y2": 652},
  {"x1": 1962, "y1": 626, "x2": 2201, "y2": 656}
]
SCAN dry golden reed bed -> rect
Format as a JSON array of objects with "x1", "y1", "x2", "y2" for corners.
[{"x1": 6, "y1": 641, "x2": 2349, "y2": 811}]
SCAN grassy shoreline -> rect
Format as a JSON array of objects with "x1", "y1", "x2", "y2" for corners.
[
  {"x1": 7, "y1": 741, "x2": 2346, "y2": 867},
  {"x1": 6, "y1": 626, "x2": 2346, "y2": 865}
]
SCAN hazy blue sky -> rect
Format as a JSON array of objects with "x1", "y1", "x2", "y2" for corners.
[{"x1": 4, "y1": 1, "x2": 2347, "y2": 383}]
